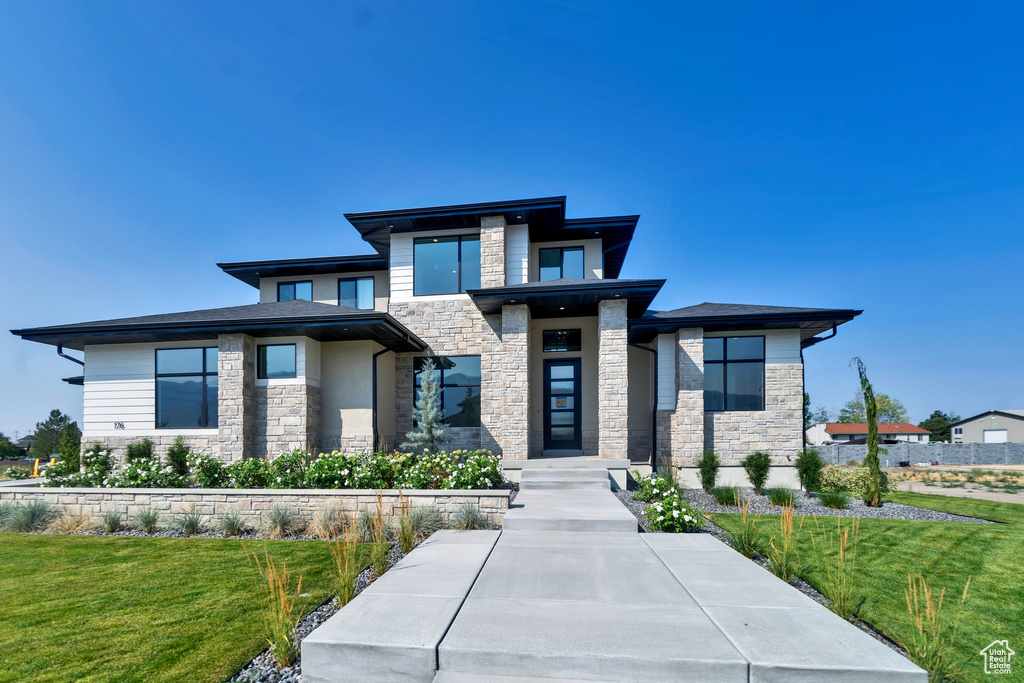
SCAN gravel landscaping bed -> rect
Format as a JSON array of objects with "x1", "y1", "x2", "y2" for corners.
[
  {"x1": 683, "y1": 488, "x2": 994, "y2": 523},
  {"x1": 230, "y1": 542, "x2": 408, "y2": 683}
]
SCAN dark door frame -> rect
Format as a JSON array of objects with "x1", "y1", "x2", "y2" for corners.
[{"x1": 543, "y1": 358, "x2": 582, "y2": 450}]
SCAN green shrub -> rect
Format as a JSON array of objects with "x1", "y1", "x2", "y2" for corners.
[
  {"x1": 9, "y1": 501, "x2": 54, "y2": 532},
  {"x1": 634, "y1": 472, "x2": 677, "y2": 503},
  {"x1": 727, "y1": 498, "x2": 763, "y2": 558},
  {"x1": 355, "y1": 508, "x2": 393, "y2": 542},
  {"x1": 450, "y1": 503, "x2": 492, "y2": 531},
  {"x1": 263, "y1": 504, "x2": 297, "y2": 538},
  {"x1": 0, "y1": 502, "x2": 15, "y2": 529},
  {"x1": 710, "y1": 486, "x2": 741, "y2": 506},
  {"x1": 133, "y1": 508, "x2": 161, "y2": 534},
  {"x1": 766, "y1": 488, "x2": 795, "y2": 507},
  {"x1": 46, "y1": 442, "x2": 114, "y2": 487},
  {"x1": 304, "y1": 451, "x2": 361, "y2": 489},
  {"x1": 102, "y1": 510, "x2": 122, "y2": 533},
  {"x1": 227, "y1": 458, "x2": 269, "y2": 489},
  {"x1": 165, "y1": 437, "x2": 190, "y2": 477},
  {"x1": 124, "y1": 438, "x2": 154, "y2": 463},
  {"x1": 3, "y1": 466, "x2": 31, "y2": 480},
  {"x1": 216, "y1": 510, "x2": 247, "y2": 536},
  {"x1": 741, "y1": 451, "x2": 772, "y2": 495},
  {"x1": 642, "y1": 488, "x2": 704, "y2": 533},
  {"x1": 820, "y1": 466, "x2": 890, "y2": 497},
  {"x1": 795, "y1": 449, "x2": 825, "y2": 494},
  {"x1": 817, "y1": 490, "x2": 850, "y2": 509},
  {"x1": 309, "y1": 504, "x2": 346, "y2": 540},
  {"x1": 267, "y1": 450, "x2": 310, "y2": 489},
  {"x1": 393, "y1": 450, "x2": 450, "y2": 489},
  {"x1": 696, "y1": 450, "x2": 720, "y2": 492},
  {"x1": 443, "y1": 451, "x2": 505, "y2": 489},
  {"x1": 349, "y1": 451, "x2": 400, "y2": 489},
  {"x1": 176, "y1": 505, "x2": 205, "y2": 536},
  {"x1": 406, "y1": 505, "x2": 443, "y2": 540},
  {"x1": 188, "y1": 452, "x2": 228, "y2": 488}
]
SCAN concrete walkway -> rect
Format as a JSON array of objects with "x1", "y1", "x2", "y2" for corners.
[{"x1": 304, "y1": 466, "x2": 926, "y2": 682}]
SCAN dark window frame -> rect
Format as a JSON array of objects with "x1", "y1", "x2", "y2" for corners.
[
  {"x1": 413, "y1": 234, "x2": 481, "y2": 296},
  {"x1": 257, "y1": 343, "x2": 297, "y2": 380},
  {"x1": 338, "y1": 276, "x2": 375, "y2": 309},
  {"x1": 413, "y1": 355, "x2": 482, "y2": 427},
  {"x1": 277, "y1": 280, "x2": 313, "y2": 302},
  {"x1": 542, "y1": 329, "x2": 582, "y2": 352},
  {"x1": 154, "y1": 347, "x2": 218, "y2": 429},
  {"x1": 538, "y1": 246, "x2": 585, "y2": 281},
  {"x1": 704, "y1": 335, "x2": 766, "y2": 412}
]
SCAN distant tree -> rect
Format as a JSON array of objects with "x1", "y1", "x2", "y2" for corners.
[
  {"x1": 803, "y1": 393, "x2": 812, "y2": 435},
  {"x1": 918, "y1": 410, "x2": 961, "y2": 443},
  {"x1": 0, "y1": 432, "x2": 20, "y2": 460},
  {"x1": 29, "y1": 409, "x2": 81, "y2": 460},
  {"x1": 851, "y1": 358, "x2": 882, "y2": 507},
  {"x1": 837, "y1": 393, "x2": 909, "y2": 424},
  {"x1": 811, "y1": 407, "x2": 833, "y2": 424}
]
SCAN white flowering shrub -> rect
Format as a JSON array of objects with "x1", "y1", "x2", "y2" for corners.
[
  {"x1": 105, "y1": 457, "x2": 188, "y2": 489},
  {"x1": 304, "y1": 451, "x2": 361, "y2": 488},
  {"x1": 444, "y1": 451, "x2": 504, "y2": 490},
  {"x1": 640, "y1": 474, "x2": 704, "y2": 533},
  {"x1": 266, "y1": 449, "x2": 310, "y2": 489},
  {"x1": 46, "y1": 442, "x2": 113, "y2": 488}
]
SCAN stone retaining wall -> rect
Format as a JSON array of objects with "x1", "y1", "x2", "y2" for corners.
[
  {"x1": 819, "y1": 442, "x2": 1024, "y2": 466},
  {"x1": 0, "y1": 487, "x2": 511, "y2": 528}
]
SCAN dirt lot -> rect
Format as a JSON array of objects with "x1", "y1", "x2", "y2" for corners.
[{"x1": 886, "y1": 464, "x2": 1024, "y2": 504}]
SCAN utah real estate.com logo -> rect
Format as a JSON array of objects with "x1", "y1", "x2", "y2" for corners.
[{"x1": 980, "y1": 640, "x2": 1014, "y2": 675}]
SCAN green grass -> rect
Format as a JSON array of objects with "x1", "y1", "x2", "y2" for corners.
[
  {"x1": 0, "y1": 533, "x2": 374, "y2": 683},
  {"x1": 713, "y1": 491, "x2": 1024, "y2": 682}
]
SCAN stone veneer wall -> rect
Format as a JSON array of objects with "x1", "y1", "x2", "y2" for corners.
[
  {"x1": 390, "y1": 298, "x2": 500, "y2": 453},
  {"x1": 597, "y1": 299, "x2": 629, "y2": 458},
  {"x1": 703, "y1": 363, "x2": 803, "y2": 464},
  {"x1": 0, "y1": 487, "x2": 511, "y2": 528},
  {"x1": 657, "y1": 328, "x2": 704, "y2": 469},
  {"x1": 253, "y1": 383, "x2": 322, "y2": 457},
  {"x1": 481, "y1": 305, "x2": 530, "y2": 458},
  {"x1": 479, "y1": 216, "x2": 506, "y2": 288},
  {"x1": 217, "y1": 333, "x2": 255, "y2": 463}
]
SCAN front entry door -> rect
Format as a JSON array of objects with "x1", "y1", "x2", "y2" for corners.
[{"x1": 543, "y1": 359, "x2": 582, "y2": 450}]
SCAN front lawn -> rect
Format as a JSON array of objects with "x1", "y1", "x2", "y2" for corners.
[
  {"x1": 713, "y1": 492, "x2": 1023, "y2": 682},
  {"x1": 0, "y1": 533, "x2": 373, "y2": 683}
]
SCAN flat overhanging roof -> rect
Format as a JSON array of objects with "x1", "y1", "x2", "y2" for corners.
[
  {"x1": 466, "y1": 278, "x2": 665, "y2": 319},
  {"x1": 11, "y1": 300, "x2": 427, "y2": 352},
  {"x1": 217, "y1": 254, "x2": 388, "y2": 288}
]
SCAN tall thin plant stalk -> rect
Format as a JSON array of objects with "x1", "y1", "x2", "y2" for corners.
[
  {"x1": 727, "y1": 497, "x2": 762, "y2": 558},
  {"x1": 812, "y1": 516, "x2": 862, "y2": 619},
  {"x1": 766, "y1": 503, "x2": 801, "y2": 583},
  {"x1": 249, "y1": 548, "x2": 304, "y2": 669},
  {"x1": 396, "y1": 492, "x2": 415, "y2": 554},
  {"x1": 369, "y1": 492, "x2": 390, "y2": 578},
  {"x1": 902, "y1": 574, "x2": 971, "y2": 681},
  {"x1": 328, "y1": 522, "x2": 359, "y2": 607}
]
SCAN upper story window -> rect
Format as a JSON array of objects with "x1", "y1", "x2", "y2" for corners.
[
  {"x1": 339, "y1": 277, "x2": 374, "y2": 309},
  {"x1": 155, "y1": 347, "x2": 218, "y2": 429},
  {"x1": 414, "y1": 235, "x2": 480, "y2": 295},
  {"x1": 257, "y1": 344, "x2": 297, "y2": 379},
  {"x1": 539, "y1": 246, "x2": 584, "y2": 281},
  {"x1": 953, "y1": 427, "x2": 963, "y2": 435},
  {"x1": 278, "y1": 281, "x2": 312, "y2": 302},
  {"x1": 414, "y1": 355, "x2": 481, "y2": 426},
  {"x1": 704, "y1": 336, "x2": 765, "y2": 412},
  {"x1": 543, "y1": 329, "x2": 582, "y2": 352}
]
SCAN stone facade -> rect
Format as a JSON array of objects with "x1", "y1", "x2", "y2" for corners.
[
  {"x1": 254, "y1": 382, "x2": 322, "y2": 457},
  {"x1": 597, "y1": 299, "x2": 629, "y2": 458},
  {"x1": 479, "y1": 216, "x2": 506, "y2": 288},
  {"x1": 481, "y1": 305, "x2": 530, "y2": 458},
  {"x1": 0, "y1": 487, "x2": 511, "y2": 528},
  {"x1": 658, "y1": 328, "x2": 705, "y2": 468},
  {"x1": 217, "y1": 333, "x2": 255, "y2": 462},
  {"x1": 703, "y1": 363, "x2": 803, "y2": 464}
]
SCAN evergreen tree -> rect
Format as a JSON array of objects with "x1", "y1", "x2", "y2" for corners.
[
  {"x1": 918, "y1": 410, "x2": 961, "y2": 443},
  {"x1": 401, "y1": 358, "x2": 449, "y2": 453},
  {"x1": 29, "y1": 409, "x2": 81, "y2": 460},
  {"x1": 852, "y1": 357, "x2": 882, "y2": 507},
  {"x1": 0, "y1": 433, "x2": 20, "y2": 460}
]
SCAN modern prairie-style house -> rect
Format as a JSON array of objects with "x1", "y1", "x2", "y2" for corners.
[
  {"x1": 12, "y1": 196, "x2": 861, "y2": 482},
  {"x1": 805, "y1": 422, "x2": 931, "y2": 446}
]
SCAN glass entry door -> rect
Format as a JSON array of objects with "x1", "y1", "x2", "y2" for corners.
[{"x1": 543, "y1": 359, "x2": 582, "y2": 450}]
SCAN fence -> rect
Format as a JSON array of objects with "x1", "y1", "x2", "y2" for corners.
[{"x1": 818, "y1": 442, "x2": 1024, "y2": 466}]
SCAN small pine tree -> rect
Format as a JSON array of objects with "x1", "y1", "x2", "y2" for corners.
[
  {"x1": 851, "y1": 357, "x2": 881, "y2": 507},
  {"x1": 401, "y1": 358, "x2": 449, "y2": 453},
  {"x1": 166, "y1": 436, "x2": 190, "y2": 476}
]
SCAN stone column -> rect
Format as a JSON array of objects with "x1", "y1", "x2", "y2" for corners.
[
  {"x1": 479, "y1": 215, "x2": 506, "y2": 288},
  {"x1": 673, "y1": 328, "x2": 704, "y2": 468},
  {"x1": 481, "y1": 304, "x2": 530, "y2": 458},
  {"x1": 218, "y1": 333, "x2": 255, "y2": 462},
  {"x1": 598, "y1": 299, "x2": 628, "y2": 458}
]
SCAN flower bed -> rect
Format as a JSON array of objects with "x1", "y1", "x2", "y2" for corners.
[
  {"x1": 45, "y1": 443, "x2": 507, "y2": 492},
  {"x1": 632, "y1": 471, "x2": 704, "y2": 532}
]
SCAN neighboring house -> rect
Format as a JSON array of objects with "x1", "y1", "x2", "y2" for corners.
[
  {"x1": 15, "y1": 434, "x2": 35, "y2": 455},
  {"x1": 806, "y1": 423, "x2": 930, "y2": 445},
  {"x1": 949, "y1": 410, "x2": 1024, "y2": 444},
  {"x1": 11, "y1": 196, "x2": 860, "y2": 481}
]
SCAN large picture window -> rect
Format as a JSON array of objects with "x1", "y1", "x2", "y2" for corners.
[
  {"x1": 539, "y1": 246, "x2": 584, "y2": 281},
  {"x1": 413, "y1": 235, "x2": 480, "y2": 295},
  {"x1": 338, "y1": 277, "x2": 374, "y2": 309},
  {"x1": 704, "y1": 336, "x2": 764, "y2": 411},
  {"x1": 257, "y1": 344, "x2": 297, "y2": 379},
  {"x1": 277, "y1": 281, "x2": 312, "y2": 302},
  {"x1": 413, "y1": 356, "x2": 481, "y2": 427},
  {"x1": 156, "y1": 347, "x2": 218, "y2": 429}
]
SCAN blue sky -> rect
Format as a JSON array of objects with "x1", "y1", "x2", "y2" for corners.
[{"x1": 1, "y1": 1, "x2": 1022, "y2": 438}]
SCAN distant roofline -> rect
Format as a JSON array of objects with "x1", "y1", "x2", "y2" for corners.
[
  {"x1": 948, "y1": 410, "x2": 1024, "y2": 428},
  {"x1": 822, "y1": 422, "x2": 930, "y2": 434}
]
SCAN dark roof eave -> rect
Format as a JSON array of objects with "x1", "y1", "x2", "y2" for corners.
[
  {"x1": 344, "y1": 196, "x2": 567, "y2": 223},
  {"x1": 630, "y1": 309, "x2": 863, "y2": 328},
  {"x1": 466, "y1": 279, "x2": 665, "y2": 299},
  {"x1": 217, "y1": 254, "x2": 387, "y2": 288}
]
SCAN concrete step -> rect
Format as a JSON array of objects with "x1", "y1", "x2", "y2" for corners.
[
  {"x1": 433, "y1": 672, "x2": 607, "y2": 683},
  {"x1": 520, "y1": 468, "x2": 610, "y2": 491},
  {"x1": 501, "y1": 490, "x2": 638, "y2": 532}
]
